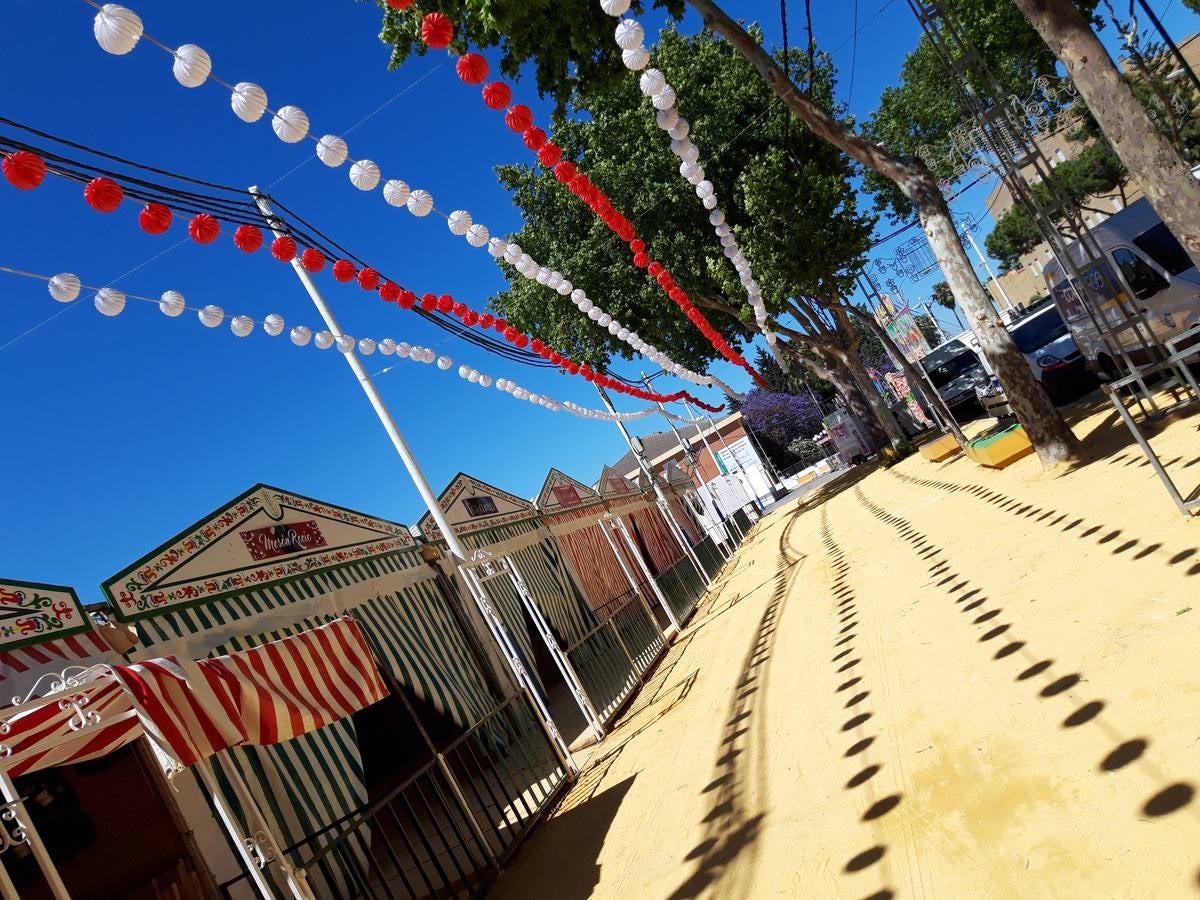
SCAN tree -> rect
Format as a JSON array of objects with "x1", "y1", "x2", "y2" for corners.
[
  {"x1": 914, "y1": 313, "x2": 942, "y2": 349},
  {"x1": 740, "y1": 390, "x2": 823, "y2": 449},
  {"x1": 1012, "y1": 0, "x2": 1200, "y2": 270},
  {"x1": 931, "y1": 281, "x2": 955, "y2": 310}
]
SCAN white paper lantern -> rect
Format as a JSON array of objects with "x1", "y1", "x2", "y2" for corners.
[
  {"x1": 640, "y1": 69, "x2": 666, "y2": 97},
  {"x1": 48, "y1": 273, "x2": 81, "y2": 303},
  {"x1": 709, "y1": 209, "x2": 726, "y2": 226},
  {"x1": 457, "y1": 364, "x2": 470, "y2": 378},
  {"x1": 436, "y1": 355, "x2": 452, "y2": 371},
  {"x1": 615, "y1": 19, "x2": 644, "y2": 51},
  {"x1": 383, "y1": 179, "x2": 410, "y2": 207},
  {"x1": 696, "y1": 180, "x2": 714, "y2": 198},
  {"x1": 679, "y1": 161, "x2": 699, "y2": 181},
  {"x1": 487, "y1": 237, "x2": 508, "y2": 258},
  {"x1": 349, "y1": 160, "x2": 381, "y2": 191},
  {"x1": 570, "y1": 288, "x2": 586, "y2": 304},
  {"x1": 466, "y1": 223, "x2": 490, "y2": 248},
  {"x1": 652, "y1": 86, "x2": 676, "y2": 110},
  {"x1": 447, "y1": 210, "x2": 472, "y2": 236},
  {"x1": 314, "y1": 330, "x2": 335, "y2": 350},
  {"x1": 504, "y1": 242, "x2": 522, "y2": 262},
  {"x1": 94, "y1": 4, "x2": 142, "y2": 56},
  {"x1": 397, "y1": 341, "x2": 412, "y2": 358},
  {"x1": 703, "y1": 195, "x2": 718, "y2": 209},
  {"x1": 358, "y1": 338, "x2": 376, "y2": 356},
  {"x1": 231, "y1": 82, "x2": 267, "y2": 123},
  {"x1": 263, "y1": 313, "x2": 285, "y2": 336},
  {"x1": 588, "y1": 307, "x2": 602, "y2": 321},
  {"x1": 407, "y1": 189, "x2": 434, "y2": 217},
  {"x1": 468, "y1": 370, "x2": 481, "y2": 384},
  {"x1": 335, "y1": 334, "x2": 355, "y2": 353},
  {"x1": 578, "y1": 298, "x2": 593, "y2": 313},
  {"x1": 172, "y1": 44, "x2": 211, "y2": 88},
  {"x1": 680, "y1": 142, "x2": 700, "y2": 164},
  {"x1": 95, "y1": 287, "x2": 125, "y2": 317},
  {"x1": 556, "y1": 281, "x2": 572, "y2": 296},
  {"x1": 618, "y1": 327, "x2": 630, "y2": 341},
  {"x1": 720, "y1": 233, "x2": 736, "y2": 247},
  {"x1": 600, "y1": 0, "x2": 631, "y2": 15},
  {"x1": 598, "y1": 313, "x2": 612, "y2": 327},
  {"x1": 317, "y1": 135, "x2": 348, "y2": 167},
  {"x1": 229, "y1": 315, "x2": 254, "y2": 337},
  {"x1": 715, "y1": 222, "x2": 730, "y2": 236},
  {"x1": 622, "y1": 47, "x2": 650, "y2": 71},
  {"x1": 607, "y1": 320, "x2": 621, "y2": 335},
  {"x1": 479, "y1": 374, "x2": 493, "y2": 388},
  {"x1": 536, "y1": 267, "x2": 551, "y2": 285},
  {"x1": 379, "y1": 338, "x2": 396, "y2": 355},
  {"x1": 290, "y1": 326, "x2": 312, "y2": 346},
  {"x1": 548, "y1": 272, "x2": 563, "y2": 289},
  {"x1": 670, "y1": 121, "x2": 691, "y2": 144},
  {"x1": 656, "y1": 108, "x2": 678, "y2": 131},
  {"x1": 198, "y1": 304, "x2": 224, "y2": 328},
  {"x1": 272, "y1": 106, "x2": 309, "y2": 143}
]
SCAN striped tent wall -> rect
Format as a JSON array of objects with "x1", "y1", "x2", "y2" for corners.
[
  {"x1": 628, "y1": 504, "x2": 687, "y2": 574},
  {"x1": 460, "y1": 519, "x2": 598, "y2": 649},
  {"x1": 543, "y1": 506, "x2": 636, "y2": 617}
]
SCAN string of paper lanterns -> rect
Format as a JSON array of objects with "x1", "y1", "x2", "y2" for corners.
[
  {"x1": 1, "y1": 146, "x2": 724, "y2": 412},
  {"x1": 5, "y1": 262, "x2": 672, "y2": 424},
  {"x1": 386, "y1": 3, "x2": 758, "y2": 389},
  {"x1": 598, "y1": 0, "x2": 779, "y2": 359},
  {"x1": 80, "y1": 3, "x2": 725, "y2": 407}
]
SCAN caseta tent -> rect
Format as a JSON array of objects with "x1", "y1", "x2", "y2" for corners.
[{"x1": 102, "y1": 484, "x2": 567, "y2": 898}]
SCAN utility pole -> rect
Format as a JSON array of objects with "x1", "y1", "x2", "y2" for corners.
[{"x1": 922, "y1": 302, "x2": 947, "y2": 344}]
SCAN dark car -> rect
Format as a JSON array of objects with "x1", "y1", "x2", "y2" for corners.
[
  {"x1": 919, "y1": 339, "x2": 990, "y2": 421},
  {"x1": 1008, "y1": 303, "x2": 1097, "y2": 404}
]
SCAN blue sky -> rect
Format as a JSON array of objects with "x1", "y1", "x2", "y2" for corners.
[{"x1": 1, "y1": 0, "x2": 1194, "y2": 597}]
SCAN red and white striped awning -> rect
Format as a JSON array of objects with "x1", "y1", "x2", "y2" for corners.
[{"x1": 0, "y1": 616, "x2": 388, "y2": 776}]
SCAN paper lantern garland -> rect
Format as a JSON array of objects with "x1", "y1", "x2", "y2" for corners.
[
  {"x1": 48, "y1": 273, "x2": 81, "y2": 303},
  {"x1": 233, "y1": 224, "x2": 263, "y2": 253},
  {"x1": 2, "y1": 151, "x2": 46, "y2": 190},
  {"x1": 456, "y1": 53, "x2": 489, "y2": 85},
  {"x1": 187, "y1": 213, "x2": 220, "y2": 244},
  {"x1": 231, "y1": 82, "x2": 267, "y2": 123},
  {"x1": 420, "y1": 12, "x2": 454, "y2": 50},
  {"x1": 138, "y1": 202, "x2": 172, "y2": 234},
  {"x1": 271, "y1": 106, "x2": 308, "y2": 143},
  {"x1": 172, "y1": 44, "x2": 211, "y2": 88},
  {"x1": 84, "y1": 177, "x2": 123, "y2": 213},
  {"x1": 93, "y1": 4, "x2": 143, "y2": 55}
]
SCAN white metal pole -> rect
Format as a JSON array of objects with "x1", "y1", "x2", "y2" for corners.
[
  {"x1": 0, "y1": 771, "x2": 69, "y2": 900},
  {"x1": 600, "y1": 514, "x2": 675, "y2": 635},
  {"x1": 609, "y1": 516, "x2": 683, "y2": 633},
  {"x1": 250, "y1": 189, "x2": 468, "y2": 562},
  {"x1": 963, "y1": 228, "x2": 1014, "y2": 311},
  {"x1": 683, "y1": 404, "x2": 756, "y2": 511},
  {"x1": 0, "y1": 851, "x2": 19, "y2": 900}
]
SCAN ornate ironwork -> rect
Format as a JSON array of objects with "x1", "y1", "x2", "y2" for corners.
[
  {"x1": 244, "y1": 830, "x2": 278, "y2": 869},
  {"x1": 0, "y1": 801, "x2": 30, "y2": 853}
]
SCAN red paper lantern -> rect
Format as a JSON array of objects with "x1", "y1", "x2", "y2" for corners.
[
  {"x1": 633, "y1": 252, "x2": 649, "y2": 268},
  {"x1": 656, "y1": 271, "x2": 671, "y2": 287},
  {"x1": 530, "y1": 339, "x2": 544, "y2": 354},
  {"x1": 647, "y1": 261, "x2": 663, "y2": 277},
  {"x1": 139, "y1": 202, "x2": 173, "y2": 235},
  {"x1": 380, "y1": 281, "x2": 402, "y2": 302},
  {"x1": 386, "y1": 0, "x2": 413, "y2": 8},
  {"x1": 437, "y1": 294, "x2": 454, "y2": 314},
  {"x1": 300, "y1": 247, "x2": 325, "y2": 273},
  {"x1": 480, "y1": 313, "x2": 495, "y2": 329},
  {"x1": 503, "y1": 326, "x2": 518, "y2": 342},
  {"x1": 539, "y1": 346, "x2": 553, "y2": 359},
  {"x1": 398, "y1": 290, "x2": 417, "y2": 309},
  {"x1": 514, "y1": 334, "x2": 528, "y2": 349},
  {"x1": 537, "y1": 143, "x2": 562, "y2": 167},
  {"x1": 482, "y1": 82, "x2": 512, "y2": 110},
  {"x1": 271, "y1": 235, "x2": 297, "y2": 262},
  {"x1": 629, "y1": 239, "x2": 645, "y2": 253},
  {"x1": 84, "y1": 177, "x2": 123, "y2": 213},
  {"x1": 357, "y1": 267, "x2": 380, "y2": 291},
  {"x1": 188, "y1": 213, "x2": 220, "y2": 244},
  {"x1": 420, "y1": 12, "x2": 454, "y2": 49},
  {"x1": 494, "y1": 318, "x2": 507, "y2": 332},
  {"x1": 567, "y1": 363, "x2": 580, "y2": 375},
  {"x1": 464, "y1": 310, "x2": 479, "y2": 326},
  {"x1": 332, "y1": 259, "x2": 356, "y2": 282},
  {"x1": 456, "y1": 53, "x2": 489, "y2": 84},
  {"x1": 522, "y1": 127, "x2": 547, "y2": 151},
  {"x1": 505, "y1": 104, "x2": 533, "y2": 133},
  {"x1": 452, "y1": 301, "x2": 468, "y2": 316},
  {"x1": 553, "y1": 161, "x2": 576, "y2": 183},
  {"x1": 421, "y1": 293, "x2": 438, "y2": 311},
  {"x1": 233, "y1": 223, "x2": 263, "y2": 252},
  {"x1": 2, "y1": 150, "x2": 46, "y2": 190}
]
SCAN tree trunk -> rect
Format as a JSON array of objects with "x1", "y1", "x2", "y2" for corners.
[
  {"x1": 836, "y1": 348, "x2": 908, "y2": 447},
  {"x1": 688, "y1": 0, "x2": 1081, "y2": 467},
  {"x1": 1012, "y1": 0, "x2": 1200, "y2": 268},
  {"x1": 850, "y1": 305, "x2": 967, "y2": 444}
]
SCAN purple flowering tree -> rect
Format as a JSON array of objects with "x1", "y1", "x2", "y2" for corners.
[{"x1": 740, "y1": 390, "x2": 824, "y2": 450}]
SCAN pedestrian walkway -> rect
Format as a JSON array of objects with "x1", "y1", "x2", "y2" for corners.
[{"x1": 487, "y1": 407, "x2": 1200, "y2": 898}]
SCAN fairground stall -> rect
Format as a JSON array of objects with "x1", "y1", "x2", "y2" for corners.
[
  {"x1": 420, "y1": 473, "x2": 656, "y2": 742},
  {"x1": 98, "y1": 485, "x2": 568, "y2": 899},
  {"x1": 599, "y1": 467, "x2": 714, "y2": 626}
]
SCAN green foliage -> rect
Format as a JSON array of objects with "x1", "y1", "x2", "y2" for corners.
[
  {"x1": 931, "y1": 281, "x2": 955, "y2": 310},
  {"x1": 374, "y1": 0, "x2": 686, "y2": 111},
  {"x1": 753, "y1": 347, "x2": 836, "y2": 400},
  {"x1": 985, "y1": 204, "x2": 1042, "y2": 270},
  {"x1": 487, "y1": 28, "x2": 876, "y2": 371},
  {"x1": 880, "y1": 438, "x2": 916, "y2": 468},
  {"x1": 913, "y1": 313, "x2": 941, "y2": 349},
  {"x1": 862, "y1": 0, "x2": 1100, "y2": 222},
  {"x1": 786, "y1": 436, "x2": 822, "y2": 459}
]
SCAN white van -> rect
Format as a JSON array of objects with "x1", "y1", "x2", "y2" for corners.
[{"x1": 1040, "y1": 199, "x2": 1200, "y2": 375}]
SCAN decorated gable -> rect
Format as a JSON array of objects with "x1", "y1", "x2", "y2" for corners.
[
  {"x1": 102, "y1": 485, "x2": 413, "y2": 622},
  {"x1": 598, "y1": 466, "x2": 640, "y2": 501},
  {"x1": 0, "y1": 579, "x2": 90, "y2": 652},
  {"x1": 419, "y1": 473, "x2": 538, "y2": 542},
  {"x1": 536, "y1": 469, "x2": 602, "y2": 515},
  {"x1": 663, "y1": 460, "x2": 696, "y2": 490}
]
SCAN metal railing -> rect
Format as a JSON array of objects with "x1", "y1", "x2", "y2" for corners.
[{"x1": 563, "y1": 590, "x2": 665, "y2": 726}]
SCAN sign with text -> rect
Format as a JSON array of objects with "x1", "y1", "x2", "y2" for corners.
[
  {"x1": 239, "y1": 521, "x2": 328, "y2": 561},
  {"x1": 0, "y1": 580, "x2": 90, "y2": 651}
]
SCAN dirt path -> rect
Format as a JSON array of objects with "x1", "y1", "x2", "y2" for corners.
[{"x1": 488, "y1": 403, "x2": 1200, "y2": 899}]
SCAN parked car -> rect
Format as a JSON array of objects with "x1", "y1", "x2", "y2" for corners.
[
  {"x1": 1006, "y1": 302, "x2": 1097, "y2": 403},
  {"x1": 1041, "y1": 198, "x2": 1200, "y2": 377},
  {"x1": 919, "y1": 337, "x2": 991, "y2": 421}
]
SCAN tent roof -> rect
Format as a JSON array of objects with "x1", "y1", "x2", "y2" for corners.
[
  {"x1": 597, "y1": 466, "x2": 641, "y2": 500},
  {"x1": 417, "y1": 472, "x2": 538, "y2": 541},
  {"x1": 102, "y1": 483, "x2": 413, "y2": 622},
  {"x1": 536, "y1": 468, "x2": 602, "y2": 514}
]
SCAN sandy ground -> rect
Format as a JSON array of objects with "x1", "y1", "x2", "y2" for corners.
[{"x1": 488, "y1": 394, "x2": 1200, "y2": 900}]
